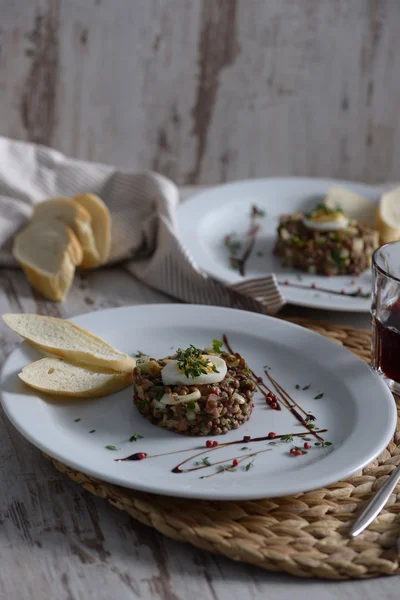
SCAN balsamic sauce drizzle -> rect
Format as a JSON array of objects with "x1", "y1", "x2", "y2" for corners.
[
  {"x1": 115, "y1": 429, "x2": 328, "y2": 474},
  {"x1": 233, "y1": 206, "x2": 261, "y2": 276},
  {"x1": 277, "y1": 280, "x2": 370, "y2": 298}
]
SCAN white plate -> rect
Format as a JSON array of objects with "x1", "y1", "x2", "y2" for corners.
[
  {"x1": 177, "y1": 177, "x2": 381, "y2": 312},
  {"x1": 0, "y1": 305, "x2": 395, "y2": 501}
]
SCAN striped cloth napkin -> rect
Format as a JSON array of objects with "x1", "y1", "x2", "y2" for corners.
[{"x1": 0, "y1": 137, "x2": 284, "y2": 314}]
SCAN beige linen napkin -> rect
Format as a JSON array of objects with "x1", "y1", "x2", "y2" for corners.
[{"x1": 0, "y1": 137, "x2": 284, "y2": 314}]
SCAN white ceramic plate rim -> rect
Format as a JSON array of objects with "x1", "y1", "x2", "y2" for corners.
[
  {"x1": 0, "y1": 305, "x2": 396, "y2": 500},
  {"x1": 177, "y1": 177, "x2": 381, "y2": 313}
]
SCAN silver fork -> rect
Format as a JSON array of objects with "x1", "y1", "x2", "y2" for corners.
[{"x1": 349, "y1": 464, "x2": 400, "y2": 538}]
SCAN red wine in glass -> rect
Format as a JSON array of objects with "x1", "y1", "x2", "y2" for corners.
[{"x1": 372, "y1": 301, "x2": 400, "y2": 384}]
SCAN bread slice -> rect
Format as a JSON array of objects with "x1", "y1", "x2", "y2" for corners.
[
  {"x1": 13, "y1": 220, "x2": 83, "y2": 302},
  {"x1": 325, "y1": 187, "x2": 377, "y2": 228},
  {"x1": 376, "y1": 187, "x2": 400, "y2": 244},
  {"x1": 73, "y1": 194, "x2": 111, "y2": 266},
  {"x1": 3, "y1": 313, "x2": 136, "y2": 373},
  {"x1": 33, "y1": 197, "x2": 100, "y2": 268},
  {"x1": 19, "y1": 357, "x2": 132, "y2": 398}
]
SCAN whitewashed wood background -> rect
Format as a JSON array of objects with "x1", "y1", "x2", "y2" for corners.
[{"x1": 0, "y1": 0, "x2": 399, "y2": 185}]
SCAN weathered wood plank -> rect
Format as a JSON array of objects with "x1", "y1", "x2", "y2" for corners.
[{"x1": 1, "y1": 0, "x2": 400, "y2": 184}]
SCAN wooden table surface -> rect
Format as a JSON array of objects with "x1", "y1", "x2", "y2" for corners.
[{"x1": 0, "y1": 189, "x2": 397, "y2": 600}]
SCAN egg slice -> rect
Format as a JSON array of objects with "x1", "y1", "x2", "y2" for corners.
[
  {"x1": 161, "y1": 355, "x2": 227, "y2": 386},
  {"x1": 303, "y1": 215, "x2": 349, "y2": 232}
]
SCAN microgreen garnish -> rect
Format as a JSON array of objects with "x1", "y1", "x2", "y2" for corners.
[
  {"x1": 307, "y1": 423, "x2": 318, "y2": 430},
  {"x1": 314, "y1": 393, "x2": 324, "y2": 400},
  {"x1": 224, "y1": 233, "x2": 241, "y2": 256},
  {"x1": 218, "y1": 464, "x2": 237, "y2": 473},
  {"x1": 241, "y1": 446, "x2": 250, "y2": 450},
  {"x1": 105, "y1": 445, "x2": 119, "y2": 451},
  {"x1": 176, "y1": 345, "x2": 218, "y2": 379},
  {"x1": 302, "y1": 384, "x2": 311, "y2": 390},
  {"x1": 129, "y1": 433, "x2": 144, "y2": 442},
  {"x1": 268, "y1": 441, "x2": 281, "y2": 446},
  {"x1": 245, "y1": 459, "x2": 255, "y2": 471},
  {"x1": 152, "y1": 386, "x2": 165, "y2": 401},
  {"x1": 89, "y1": 430, "x2": 96, "y2": 434},
  {"x1": 292, "y1": 445, "x2": 307, "y2": 454},
  {"x1": 185, "y1": 401, "x2": 197, "y2": 411},
  {"x1": 305, "y1": 414, "x2": 316, "y2": 423},
  {"x1": 300, "y1": 436, "x2": 311, "y2": 441},
  {"x1": 281, "y1": 434, "x2": 293, "y2": 442},
  {"x1": 74, "y1": 418, "x2": 81, "y2": 422},
  {"x1": 315, "y1": 441, "x2": 332, "y2": 447},
  {"x1": 195, "y1": 457, "x2": 211, "y2": 467},
  {"x1": 252, "y1": 205, "x2": 266, "y2": 217},
  {"x1": 135, "y1": 351, "x2": 145, "y2": 358},
  {"x1": 212, "y1": 339, "x2": 223, "y2": 353},
  {"x1": 263, "y1": 365, "x2": 271, "y2": 370},
  {"x1": 295, "y1": 384, "x2": 300, "y2": 390}
]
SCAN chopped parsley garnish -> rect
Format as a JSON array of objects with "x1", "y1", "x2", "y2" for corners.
[
  {"x1": 315, "y1": 441, "x2": 332, "y2": 447},
  {"x1": 212, "y1": 339, "x2": 223, "y2": 353},
  {"x1": 185, "y1": 401, "x2": 197, "y2": 411},
  {"x1": 268, "y1": 441, "x2": 280, "y2": 446},
  {"x1": 218, "y1": 464, "x2": 236, "y2": 473},
  {"x1": 302, "y1": 384, "x2": 311, "y2": 390},
  {"x1": 314, "y1": 393, "x2": 324, "y2": 400},
  {"x1": 245, "y1": 459, "x2": 255, "y2": 471},
  {"x1": 224, "y1": 233, "x2": 241, "y2": 256},
  {"x1": 152, "y1": 386, "x2": 165, "y2": 401},
  {"x1": 252, "y1": 205, "x2": 266, "y2": 217},
  {"x1": 196, "y1": 457, "x2": 211, "y2": 467},
  {"x1": 105, "y1": 445, "x2": 119, "y2": 451},
  {"x1": 129, "y1": 433, "x2": 144, "y2": 442},
  {"x1": 300, "y1": 436, "x2": 311, "y2": 441},
  {"x1": 176, "y1": 345, "x2": 218, "y2": 379},
  {"x1": 241, "y1": 446, "x2": 250, "y2": 450},
  {"x1": 74, "y1": 418, "x2": 81, "y2": 422},
  {"x1": 281, "y1": 434, "x2": 293, "y2": 442},
  {"x1": 295, "y1": 384, "x2": 300, "y2": 390},
  {"x1": 135, "y1": 351, "x2": 145, "y2": 358}
]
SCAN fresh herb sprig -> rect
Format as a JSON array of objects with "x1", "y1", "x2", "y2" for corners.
[
  {"x1": 129, "y1": 433, "x2": 144, "y2": 442},
  {"x1": 176, "y1": 345, "x2": 218, "y2": 379}
]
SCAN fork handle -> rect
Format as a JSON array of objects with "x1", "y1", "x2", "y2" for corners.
[{"x1": 349, "y1": 464, "x2": 400, "y2": 537}]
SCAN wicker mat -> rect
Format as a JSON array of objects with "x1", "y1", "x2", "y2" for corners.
[{"x1": 45, "y1": 318, "x2": 400, "y2": 580}]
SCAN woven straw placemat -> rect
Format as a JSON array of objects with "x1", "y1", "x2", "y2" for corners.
[{"x1": 45, "y1": 318, "x2": 400, "y2": 580}]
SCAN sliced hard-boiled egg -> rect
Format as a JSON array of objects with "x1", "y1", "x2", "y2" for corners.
[
  {"x1": 325, "y1": 187, "x2": 377, "y2": 228},
  {"x1": 303, "y1": 214, "x2": 349, "y2": 232},
  {"x1": 161, "y1": 355, "x2": 227, "y2": 386}
]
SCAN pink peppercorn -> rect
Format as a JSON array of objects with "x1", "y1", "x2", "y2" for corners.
[
  {"x1": 206, "y1": 440, "x2": 213, "y2": 448},
  {"x1": 137, "y1": 452, "x2": 147, "y2": 460},
  {"x1": 256, "y1": 376, "x2": 263, "y2": 383},
  {"x1": 212, "y1": 441, "x2": 219, "y2": 447},
  {"x1": 270, "y1": 402, "x2": 277, "y2": 410},
  {"x1": 243, "y1": 435, "x2": 251, "y2": 443},
  {"x1": 304, "y1": 442, "x2": 311, "y2": 450},
  {"x1": 232, "y1": 459, "x2": 239, "y2": 467},
  {"x1": 268, "y1": 432, "x2": 276, "y2": 439}
]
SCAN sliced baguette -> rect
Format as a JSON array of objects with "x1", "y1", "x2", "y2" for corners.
[
  {"x1": 13, "y1": 220, "x2": 83, "y2": 302},
  {"x1": 33, "y1": 197, "x2": 101, "y2": 268},
  {"x1": 73, "y1": 194, "x2": 111, "y2": 266},
  {"x1": 376, "y1": 187, "x2": 400, "y2": 244},
  {"x1": 3, "y1": 313, "x2": 136, "y2": 373},
  {"x1": 19, "y1": 357, "x2": 132, "y2": 398}
]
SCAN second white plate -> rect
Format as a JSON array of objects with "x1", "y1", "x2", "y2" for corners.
[{"x1": 177, "y1": 177, "x2": 381, "y2": 312}]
